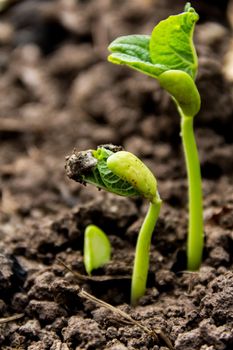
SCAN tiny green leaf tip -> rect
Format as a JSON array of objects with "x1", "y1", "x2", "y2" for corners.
[
  {"x1": 107, "y1": 151, "x2": 157, "y2": 203},
  {"x1": 84, "y1": 224, "x2": 111, "y2": 275},
  {"x1": 184, "y1": 2, "x2": 194, "y2": 12}
]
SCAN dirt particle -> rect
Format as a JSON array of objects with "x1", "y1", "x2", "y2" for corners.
[
  {"x1": 28, "y1": 300, "x2": 67, "y2": 323},
  {"x1": 62, "y1": 315, "x2": 105, "y2": 348}
]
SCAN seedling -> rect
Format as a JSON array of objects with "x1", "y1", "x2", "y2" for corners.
[
  {"x1": 84, "y1": 224, "x2": 111, "y2": 275},
  {"x1": 66, "y1": 145, "x2": 162, "y2": 305},
  {"x1": 108, "y1": 3, "x2": 203, "y2": 271}
]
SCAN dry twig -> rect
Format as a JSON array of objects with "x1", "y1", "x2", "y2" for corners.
[{"x1": 0, "y1": 313, "x2": 24, "y2": 324}]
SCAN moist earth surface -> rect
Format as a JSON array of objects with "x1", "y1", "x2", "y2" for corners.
[{"x1": 0, "y1": 0, "x2": 233, "y2": 349}]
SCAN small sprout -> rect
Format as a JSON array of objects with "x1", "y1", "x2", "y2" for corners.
[
  {"x1": 84, "y1": 224, "x2": 111, "y2": 275},
  {"x1": 66, "y1": 145, "x2": 162, "y2": 305},
  {"x1": 108, "y1": 3, "x2": 204, "y2": 271},
  {"x1": 66, "y1": 145, "x2": 141, "y2": 198}
]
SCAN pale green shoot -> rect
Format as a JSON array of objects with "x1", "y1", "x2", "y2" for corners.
[{"x1": 84, "y1": 224, "x2": 111, "y2": 275}]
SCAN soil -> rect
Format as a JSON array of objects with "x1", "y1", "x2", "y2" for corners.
[{"x1": 0, "y1": 0, "x2": 233, "y2": 349}]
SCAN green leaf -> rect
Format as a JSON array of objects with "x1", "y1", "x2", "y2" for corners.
[
  {"x1": 108, "y1": 35, "x2": 165, "y2": 78},
  {"x1": 150, "y1": 7, "x2": 199, "y2": 79},
  {"x1": 109, "y1": 35, "x2": 151, "y2": 62},
  {"x1": 84, "y1": 225, "x2": 111, "y2": 275},
  {"x1": 93, "y1": 147, "x2": 140, "y2": 197},
  {"x1": 97, "y1": 157, "x2": 140, "y2": 197}
]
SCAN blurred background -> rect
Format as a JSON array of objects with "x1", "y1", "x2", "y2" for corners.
[{"x1": 0, "y1": 0, "x2": 232, "y2": 222}]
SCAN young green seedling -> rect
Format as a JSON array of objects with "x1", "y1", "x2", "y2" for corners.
[
  {"x1": 65, "y1": 145, "x2": 162, "y2": 305},
  {"x1": 108, "y1": 3, "x2": 203, "y2": 271},
  {"x1": 84, "y1": 224, "x2": 111, "y2": 275}
]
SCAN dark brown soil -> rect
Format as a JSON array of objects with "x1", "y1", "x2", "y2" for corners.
[{"x1": 0, "y1": 1, "x2": 233, "y2": 349}]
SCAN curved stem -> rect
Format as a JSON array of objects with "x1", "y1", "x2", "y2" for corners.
[
  {"x1": 131, "y1": 196, "x2": 162, "y2": 305},
  {"x1": 180, "y1": 114, "x2": 203, "y2": 270}
]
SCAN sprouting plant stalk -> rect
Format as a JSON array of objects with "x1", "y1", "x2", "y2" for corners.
[
  {"x1": 65, "y1": 144, "x2": 161, "y2": 305},
  {"x1": 107, "y1": 150, "x2": 162, "y2": 305},
  {"x1": 180, "y1": 112, "x2": 203, "y2": 270},
  {"x1": 107, "y1": 3, "x2": 204, "y2": 270},
  {"x1": 131, "y1": 196, "x2": 162, "y2": 305}
]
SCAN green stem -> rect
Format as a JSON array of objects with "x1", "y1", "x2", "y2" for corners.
[
  {"x1": 131, "y1": 196, "x2": 162, "y2": 305},
  {"x1": 180, "y1": 114, "x2": 203, "y2": 270}
]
